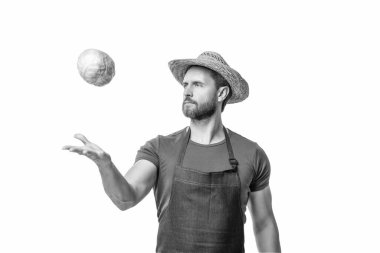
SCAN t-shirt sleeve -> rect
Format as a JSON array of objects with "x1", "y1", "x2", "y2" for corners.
[
  {"x1": 134, "y1": 136, "x2": 160, "y2": 168},
  {"x1": 249, "y1": 145, "x2": 271, "y2": 192}
]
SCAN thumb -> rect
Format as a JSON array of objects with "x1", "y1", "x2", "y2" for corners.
[{"x1": 74, "y1": 133, "x2": 91, "y2": 145}]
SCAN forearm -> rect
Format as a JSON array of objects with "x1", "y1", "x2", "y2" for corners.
[
  {"x1": 96, "y1": 158, "x2": 136, "y2": 210},
  {"x1": 254, "y1": 219, "x2": 281, "y2": 253}
]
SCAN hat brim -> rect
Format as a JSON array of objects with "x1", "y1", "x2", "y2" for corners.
[{"x1": 168, "y1": 58, "x2": 249, "y2": 104}]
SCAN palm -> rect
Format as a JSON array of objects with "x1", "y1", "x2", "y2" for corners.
[{"x1": 62, "y1": 133, "x2": 110, "y2": 164}]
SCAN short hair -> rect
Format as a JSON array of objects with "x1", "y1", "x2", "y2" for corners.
[{"x1": 209, "y1": 69, "x2": 232, "y2": 112}]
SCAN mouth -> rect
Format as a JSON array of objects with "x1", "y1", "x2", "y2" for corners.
[
  {"x1": 183, "y1": 100, "x2": 196, "y2": 104},
  {"x1": 183, "y1": 102, "x2": 196, "y2": 107}
]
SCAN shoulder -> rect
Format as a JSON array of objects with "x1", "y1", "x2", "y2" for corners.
[
  {"x1": 143, "y1": 127, "x2": 187, "y2": 145},
  {"x1": 154, "y1": 127, "x2": 188, "y2": 150},
  {"x1": 228, "y1": 129, "x2": 260, "y2": 151},
  {"x1": 162, "y1": 127, "x2": 187, "y2": 139},
  {"x1": 159, "y1": 127, "x2": 187, "y2": 142},
  {"x1": 135, "y1": 127, "x2": 187, "y2": 164},
  {"x1": 228, "y1": 129, "x2": 269, "y2": 162}
]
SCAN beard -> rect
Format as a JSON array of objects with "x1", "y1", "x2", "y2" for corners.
[{"x1": 182, "y1": 94, "x2": 218, "y2": 121}]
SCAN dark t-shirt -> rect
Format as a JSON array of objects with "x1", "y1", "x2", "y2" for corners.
[{"x1": 135, "y1": 127, "x2": 271, "y2": 223}]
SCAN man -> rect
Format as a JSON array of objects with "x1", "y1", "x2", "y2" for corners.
[{"x1": 63, "y1": 51, "x2": 281, "y2": 252}]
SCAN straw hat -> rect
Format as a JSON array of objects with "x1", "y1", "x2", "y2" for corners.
[{"x1": 168, "y1": 51, "x2": 249, "y2": 104}]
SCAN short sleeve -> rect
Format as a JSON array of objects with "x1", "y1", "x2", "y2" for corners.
[
  {"x1": 134, "y1": 136, "x2": 160, "y2": 168},
  {"x1": 249, "y1": 145, "x2": 271, "y2": 192}
]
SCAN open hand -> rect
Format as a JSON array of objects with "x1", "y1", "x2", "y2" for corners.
[{"x1": 62, "y1": 133, "x2": 111, "y2": 165}]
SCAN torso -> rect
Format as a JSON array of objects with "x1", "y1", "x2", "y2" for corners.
[{"x1": 150, "y1": 127, "x2": 266, "y2": 224}]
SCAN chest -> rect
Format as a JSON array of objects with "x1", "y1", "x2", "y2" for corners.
[{"x1": 182, "y1": 141, "x2": 231, "y2": 172}]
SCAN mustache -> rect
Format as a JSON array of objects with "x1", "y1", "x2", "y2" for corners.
[{"x1": 183, "y1": 98, "x2": 197, "y2": 104}]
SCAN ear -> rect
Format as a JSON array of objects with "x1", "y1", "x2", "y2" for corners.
[{"x1": 217, "y1": 86, "x2": 230, "y2": 102}]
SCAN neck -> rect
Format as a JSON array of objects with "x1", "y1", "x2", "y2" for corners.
[{"x1": 188, "y1": 112, "x2": 225, "y2": 145}]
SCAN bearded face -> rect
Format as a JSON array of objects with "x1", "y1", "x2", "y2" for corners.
[
  {"x1": 182, "y1": 92, "x2": 218, "y2": 121},
  {"x1": 181, "y1": 66, "x2": 220, "y2": 121}
]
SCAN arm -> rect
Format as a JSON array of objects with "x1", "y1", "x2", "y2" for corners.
[
  {"x1": 97, "y1": 158, "x2": 156, "y2": 211},
  {"x1": 63, "y1": 133, "x2": 157, "y2": 211},
  {"x1": 248, "y1": 186, "x2": 281, "y2": 252}
]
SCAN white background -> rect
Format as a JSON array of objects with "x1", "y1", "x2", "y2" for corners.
[{"x1": 1, "y1": 0, "x2": 379, "y2": 252}]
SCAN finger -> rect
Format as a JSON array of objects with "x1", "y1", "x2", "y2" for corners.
[
  {"x1": 74, "y1": 133, "x2": 91, "y2": 145},
  {"x1": 65, "y1": 146, "x2": 85, "y2": 153},
  {"x1": 63, "y1": 144, "x2": 98, "y2": 157},
  {"x1": 62, "y1": 145, "x2": 71, "y2": 150},
  {"x1": 62, "y1": 145, "x2": 82, "y2": 151}
]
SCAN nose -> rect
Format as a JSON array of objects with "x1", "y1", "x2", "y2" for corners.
[{"x1": 183, "y1": 84, "x2": 193, "y2": 98}]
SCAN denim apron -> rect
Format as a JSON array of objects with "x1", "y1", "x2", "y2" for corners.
[{"x1": 156, "y1": 127, "x2": 245, "y2": 253}]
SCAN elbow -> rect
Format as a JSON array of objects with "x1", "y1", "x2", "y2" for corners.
[
  {"x1": 116, "y1": 197, "x2": 137, "y2": 211},
  {"x1": 253, "y1": 218, "x2": 281, "y2": 252},
  {"x1": 115, "y1": 200, "x2": 136, "y2": 211},
  {"x1": 109, "y1": 194, "x2": 137, "y2": 211},
  {"x1": 117, "y1": 203, "x2": 129, "y2": 211},
  {"x1": 253, "y1": 217, "x2": 279, "y2": 235},
  {"x1": 253, "y1": 220, "x2": 268, "y2": 235}
]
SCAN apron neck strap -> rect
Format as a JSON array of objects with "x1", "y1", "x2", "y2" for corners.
[
  {"x1": 223, "y1": 127, "x2": 239, "y2": 170},
  {"x1": 177, "y1": 127, "x2": 191, "y2": 167}
]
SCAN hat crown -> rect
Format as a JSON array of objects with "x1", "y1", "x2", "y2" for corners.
[{"x1": 198, "y1": 51, "x2": 229, "y2": 66}]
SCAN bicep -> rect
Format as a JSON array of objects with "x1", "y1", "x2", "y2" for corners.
[
  {"x1": 124, "y1": 159, "x2": 157, "y2": 204},
  {"x1": 248, "y1": 186, "x2": 275, "y2": 229}
]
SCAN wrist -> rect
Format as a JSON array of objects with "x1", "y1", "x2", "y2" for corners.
[{"x1": 95, "y1": 153, "x2": 112, "y2": 168}]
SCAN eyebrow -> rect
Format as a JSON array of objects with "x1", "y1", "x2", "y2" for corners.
[{"x1": 182, "y1": 81, "x2": 205, "y2": 85}]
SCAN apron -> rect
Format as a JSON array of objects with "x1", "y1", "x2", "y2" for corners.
[{"x1": 156, "y1": 127, "x2": 245, "y2": 253}]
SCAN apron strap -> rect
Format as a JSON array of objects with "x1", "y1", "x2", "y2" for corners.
[
  {"x1": 223, "y1": 126, "x2": 239, "y2": 171},
  {"x1": 177, "y1": 127, "x2": 191, "y2": 167}
]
